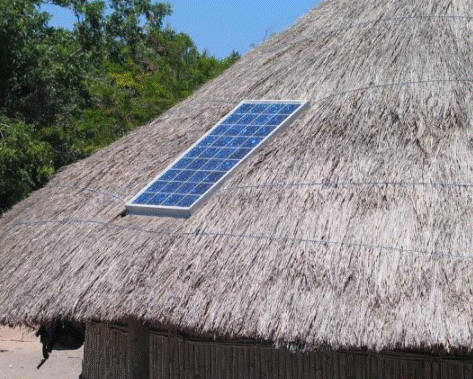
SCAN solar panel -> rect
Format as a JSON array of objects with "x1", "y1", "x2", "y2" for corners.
[{"x1": 126, "y1": 100, "x2": 309, "y2": 217}]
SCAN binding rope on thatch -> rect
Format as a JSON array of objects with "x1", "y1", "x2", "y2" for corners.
[
  {"x1": 259, "y1": 14, "x2": 473, "y2": 54},
  {"x1": 185, "y1": 78, "x2": 473, "y2": 112},
  {"x1": 221, "y1": 180, "x2": 473, "y2": 191},
  {"x1": 24, "y1": 177, "x2": 473, "y2": 216},
  {"x1": 11, "y1": 217, "x2": 473, "y2": 263},
  {"x1": 48, "y1": 179, "x2": 473, "y2": 200}
]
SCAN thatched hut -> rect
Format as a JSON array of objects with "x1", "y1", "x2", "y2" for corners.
[{"x1": 3, "y1": 0, "x2": 473, "y2": 377}]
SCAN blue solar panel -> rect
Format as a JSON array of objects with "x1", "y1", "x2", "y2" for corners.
[{"x1": 126, "y1": 100, "x2": 308, "y2": 217}]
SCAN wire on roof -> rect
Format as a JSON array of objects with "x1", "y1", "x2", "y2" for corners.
[
  {"x1": 201, "y1": 78, "x2": 473, "y2": 111},
  {"x1": 10, "y1": 218, "x2": 473, "y2": 263},
  {"x1": 220, "y1": 181, "x2": 473, "y2": 192},
  {"x1": 48, "y1": 179, "x2": 473, "y2": 204}
]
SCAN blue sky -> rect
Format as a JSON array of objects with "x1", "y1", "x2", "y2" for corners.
[{"x1": 41, "y1": 1, "x2": 322, "y2": 59}]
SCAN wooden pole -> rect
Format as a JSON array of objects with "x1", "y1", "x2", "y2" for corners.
[{"x1": 129, "y1": 323, "x2": 149, "y2": 379}]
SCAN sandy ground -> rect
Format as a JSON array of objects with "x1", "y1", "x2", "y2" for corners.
[{"x1": 0, "y1": 326, "x2": 83, "y2": 379}]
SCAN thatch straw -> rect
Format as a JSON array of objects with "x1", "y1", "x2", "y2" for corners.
[{"x1": 2, "y1": 0, "x2": 473, "y2": 353}]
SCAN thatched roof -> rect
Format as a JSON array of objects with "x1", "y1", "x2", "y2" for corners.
[{"x1": 2, "y1": 0, "x2": 473, "y2": 353}]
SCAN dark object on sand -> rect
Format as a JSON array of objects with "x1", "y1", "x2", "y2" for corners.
[{"x1": 36, "y1": 320, "x2": 85, "y2": 369}]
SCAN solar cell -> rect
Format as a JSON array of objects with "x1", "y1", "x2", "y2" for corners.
[{"x1": 126, "y1": 100, "x2": 308, "y2": 217}]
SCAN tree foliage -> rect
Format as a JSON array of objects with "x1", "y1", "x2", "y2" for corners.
[{"x1": 0, "y1": 0, "x2": 239, "y2": 214}]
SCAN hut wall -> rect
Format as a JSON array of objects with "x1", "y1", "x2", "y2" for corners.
[
  {"x1": 149, "y1": 333, "x2": 473, "y2": 379},
  {"x1": 81, "y1": 323, "x2": 133, "y2": 379},
  {"x1": 81, "y1": 323, "x2": 473, "y2": 379}
]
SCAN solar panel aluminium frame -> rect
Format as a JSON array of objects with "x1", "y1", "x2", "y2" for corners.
[{"x1": 125, "y1": 99, "x2": 309, "y2": 218}]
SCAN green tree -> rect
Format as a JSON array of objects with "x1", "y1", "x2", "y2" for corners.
[
  {"x1": 0, "y1": 0, "x2": 239, "y2": 215},
  {"x1": 0, "y1": 116, "x2": 54, "y2": 211}
]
